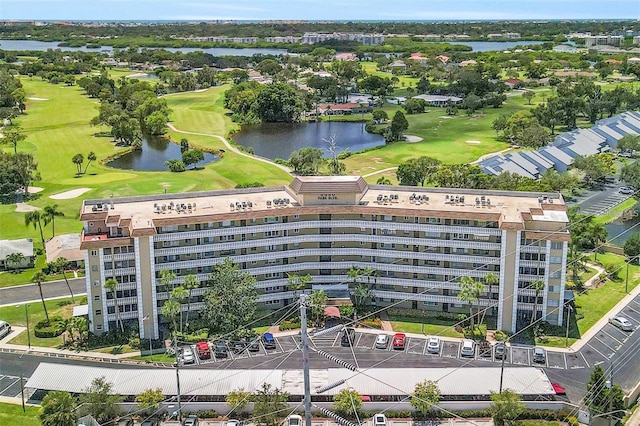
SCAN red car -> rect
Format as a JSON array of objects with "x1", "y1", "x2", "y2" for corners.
[
  {"x1": 196, "y1": 341, "x2": 211, "y2": 359},
  {"x1": 392, "y1": 333, "x2": 406, "y2": 350},
  {"x1": 551, "y1": 382, "x2": 566, "y2": 395}
]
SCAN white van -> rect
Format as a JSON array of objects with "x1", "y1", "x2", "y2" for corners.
[{"x1": 0, "y1": 321, "x2": 12, "y2": 339}]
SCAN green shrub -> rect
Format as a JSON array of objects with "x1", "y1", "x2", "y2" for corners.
[
  {"x1": 174, "y1": 329, "x2": 209, "y2": 343},
  {"x1": 197, "y1": 410, "x2": 218, "y2": 419},
  {"x1": 34, "y1": 317, "x2": 66, "y2": 338},
  {"x1": 494, "y1": 330, "x2": 510, "y2": 341},
  {"x1": 279, "y1": 320, "x2": 301, "y2": 331},
  {"x1": 339, "y1": 305, "x2": 355, "y2": 318}
]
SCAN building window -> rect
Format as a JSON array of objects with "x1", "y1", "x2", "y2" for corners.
[
  {"x1": 550, "y1": 256, "x2": 562, "y2": 264},
  {"x1": 551, "y1": 241, "x2": 563, "y2": 250},
  {"x1": 95, "y1": 310, "x2": 102, "y2": 315},
  {"x1": 91, "y1": 250, "x2": 98, "y2": 256},
  {"x1": 293, "y1": 214, "x2": 299, "y2": 219},
  {"x1": 92, "y1": 265, "x2": 98, "y2": 271},
  {"x1": 548, "y1": 299, "x2": 559, "y2": 307},
  {"x1": 423, "y1": 301, "x2": 438, "y2": 306},
  {"x1": 96, "y1": 325, "x2": 102, "y2": 330},
  {"x1": 94, "y1": 295, "x2": 100, "y2": 301}
]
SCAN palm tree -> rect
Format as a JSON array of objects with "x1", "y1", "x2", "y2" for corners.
[
  {"x1": 287, "y1": 273, "x2": 312, "y2": 299},
  {"x1": 170, "y1": 286, "x2": 188, "y2": 333},
  {"x1": 83, "y1": 151, "x2": 97, "y2": 174},
  {"x1": 458, "y1": 276, "x2": 484, "y2": 331},
  {"x1": 32, "y1": 271, "x2": 49, "y2": 322},
  {"x1": 530, "y1": 279, "x2": 546, "y2": 325},
  {"x1": 481, "y1": 272, "x2": 499, "y2": 325},
  {"x1": 159, "y1": 269, "x2": 176, "y2": 292},
  {"x1": 161, "y1": 299, "x2": 180, "y2": 335},
  {"x1": 71, "y1": 153, "x2": 84, "y2": 176},
  {"x1": 5, "y1": 252, "x2": 25, "y2": 271},
  {"x1": 104, "y1": 278, "x2": 124, "y2": 333},
  {"x1": 347, "y1": 266, "x2": 362, "y2": 284},
  {"x1": 362, "y1": 266, "x2": 376, "y2": 283},
  {"x1": 43, "y1": 204, "x2": 65, "y2": 239},
  {"x1": 53, "y1": 257, "x2": 74, "y2": 302},
  {"x1": 25, "y1": 210, "x2": 45, "y2": 248},
  {"x1": 376, "y1": 176, "x2": 392, "y2": 185},
  {"x1": 39, "y1": 390, "x2": 77, "y2": 426},
  {"x1": 351, "y1": 283, "x2": 372, "y2": 312},
  {"x1": 182, "y1": 274, "x2": 199, "y2": 330}
]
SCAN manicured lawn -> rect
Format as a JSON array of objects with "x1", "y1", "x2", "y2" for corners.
[
  {"x1": 574, "y1": 253, "x2": 640, "y2": 336},
  {"x1": 0, "y1": 402, "x2": 41, "y2": 426},
  {"x1": 593, "y1": 198, "x2": 638, "y2": 225},
  {"x1": 3, "y1": 296, "x2": 86, "y2": 348},
  {"x1": 579, "y1": 265, "x2": 598, "y2": 285},
  {"x1": 130, "y1": 352, "x2": 176, "y2": 362},
  {"x1": 389, "y1": 316, "x2": 464, "y2": 338},
  {"x1": 92, "y1": 344, "x2": 137, "y2": 355}
]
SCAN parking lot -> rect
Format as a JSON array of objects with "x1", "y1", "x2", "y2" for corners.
[{"x1": 0, "y1": 374, "x2": 26, "y2": 398}]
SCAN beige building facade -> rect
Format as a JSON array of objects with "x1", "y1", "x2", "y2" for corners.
[{"x1": 79, "y1": 176, "x2": 570, "y2": 339}]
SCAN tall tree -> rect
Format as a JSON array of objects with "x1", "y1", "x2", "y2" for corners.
[
  {"x1": 530, "y1": 279, "x2": 545, "y2": 325},
  {"x1": 25, "y1": 210, "x2": 45, "y2": 248},
  {"x1": 83, "y1": 151, "x2": 97, "y2": 174},
  {"x1": 333, "y1": 388, "x2": 363, "y2": 419},
  {"x1": 135, "y1": 388, "x2": 164, "y2": 415},
  {"x1": 104, "y1": 278, "x2": 124, "y2": 333},
  {"x1": 5, "y1": 252, "x2": 25, "y2": 271},
  {"x1": 411, "y1": 380, "x2": 441, "y2": 419},
  {"x1": 39, "y1": 391, "x2": 77, "y2": 426},
  {"x1": 32, "y1": 270, "x2": 49, "y2": 322},
  {"x1": 308, "y1": 290, "x2": 328, "y2": 325},
  {"x1": 202, "y1": 258, "x2": 258, "y2": 336},
  {"x1": 182, "y1": 274, "x2": 199, "y2": 330},
  {"x1": 289, "y1": 147, "x2": 323, "y2": 176},
  {"x1": 458, "y1": 276, "x2": 484, "y2": 331},
  {"x1": 161, "y1": 299, "x2": 180, "y2": 335},
  {"x1": 79, "y1": 376, "x2": 123, "y2": 424},
  {"x1": 489, "y1": 389, "x2": 524, "y2": 426},
  {"x1": 43, "y1": 204, "x2": 65, "y2": 239},
  {"x1": 71, "y1": 153, "x2": 84, "y2": 176},
  {"x1": 287, "y1": 273, "x2": 312, "y2": 299},
  {"x1": 171, "y1": 285, "x2": 188, "y2": 333},
  {"x1": 53, "y1": 257, "x2": 74, "y2": 302},
  {"x1": 1, "y1": 126, "x2": 26, "y2": 154},
  {"x1": 620, "y1": 161, "x2": 640, "y2": 189},
  {"x1": 386, "y1": 110, "x2": 409, "y2": 142}
]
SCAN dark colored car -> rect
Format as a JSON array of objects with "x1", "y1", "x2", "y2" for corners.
[
  {"x1": 231, "y1": 340, "x2": 246, "y2": 353},
  {"x1": 478, "y1": 340, "x2": 492, "y2": 357},
  {"x1": 341, "y1": 327, "x2": 356, "y2": 347},
  {"x1": 214, "y1": 341, "x2": 228, "y2": 358},
  {"x1": 262, "y1": 332, "x2": 276, "y2": 349},
  {"x1": 533, "y1": 347, "x2": 546, "y2": 363},
  {"x1": 246, "y1": 338, "x2": 260, "y2": 352}
]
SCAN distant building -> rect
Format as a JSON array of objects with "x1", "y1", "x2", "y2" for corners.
[
  {"x1": 46, "y1": 233, "x2": 85, "y2": 270},
  {"x1": 487, "y1": 33, "x2": 521, "y2": 40},
  {"x1": 301, "y1": 32, "x2": 384, "y2": 45},
  {"x1": 412, "y1": 94, "x2": 463, "y2": 107},
  {"x1": 0, "y1": 238, "x2": 35, "y2": 270},
  {"x1": 552, "y1": 45, "x2": 578, "y2": 53},
  {"x1": 584, "y1": 35, "x2": 624, "y2": 48},
  {"x1": 334, "y1": 52, "x2": 358, "y2": 61}
]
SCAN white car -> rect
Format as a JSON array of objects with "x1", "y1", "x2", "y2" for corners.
[
  {"x1": 460, "y1": 339, "x2": 476, "y2": 357},
  {"x1": 287, "y1": 415, "x2": 303, "y2": 426},
  {"x1": 373, "y1": 413, "x2": 387, "y2": 426},
  {"x1": 618, "y1": 186, "x2": 635, "y2": 195},
  {"x1": 182, "y1": 347, "x2": 195, "y2": 364},
  {"x1": 375, "y1": 334, "x2": 389, "y2": 349},
  {"x1": 609, "y1": 316, "x2": 633, "y2": 331},
  {"x1": 427, "y1": 336, "x2": 441, "y2": 354}
]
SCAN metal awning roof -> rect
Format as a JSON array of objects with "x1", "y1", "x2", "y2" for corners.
[
  {"x1": 72, "y1": 305, "x2": 89, "y2": 317},
  {"x1": 25, "y1": 363, "x2": 555, "y2": 397}
]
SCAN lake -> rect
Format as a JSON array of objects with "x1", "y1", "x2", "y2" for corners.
[
  {"x1": 606, "y1": 211, "x2": 640, "y2": 247},
  {"x1": 0, "y1": 39, "x2": 288, "y2": 56},
  {"x1": 106, "y1": 136, "x2": 219, "y2": 171},
  {"x1": 233, "y1": 121, "x2": 386, "y2": 160}
]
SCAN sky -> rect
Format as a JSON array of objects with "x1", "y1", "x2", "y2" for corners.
[{"x1": 1, "y1": 0, "x2": 639, "y2": 21}]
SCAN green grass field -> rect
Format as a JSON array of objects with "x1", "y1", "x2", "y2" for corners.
[
  {"x1": 0, "y1": 402, "x2": 41, "y2": 426},
  {"x1": 3, "y1": 296, "x2": 85, "y2": 348},
  {"x1": 389, "y1": 316, "x2": 464, "y2": 338}
]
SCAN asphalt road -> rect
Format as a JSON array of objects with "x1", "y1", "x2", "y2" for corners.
[{"x1": 0, "y1": 277, "x2": 85, "y2": 306}]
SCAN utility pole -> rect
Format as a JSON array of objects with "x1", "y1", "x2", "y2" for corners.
[
  {"x1": 499, "y1": 345, "x2": 506, "y2": 393},
  {"x1": 608, "y1": 361, "x2": 613, "y2": 426},
  {"x1": 174, "y1": 335, "x2": 182, "y2": 424},
  {"x1": 299, "y1": 294, "x2": 312, "y2": 426},
  {"x1": 565, "y1": 304, "x2": 573, "y2": 348}
]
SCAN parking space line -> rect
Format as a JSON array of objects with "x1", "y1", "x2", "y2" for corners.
[
  {"x1": 354, "y1": 333, "x2": 363, "y2": 348},
  {"x1": 0, "y1": 378, "x2": 20, "y2": 395},
  {"x1": 600, "y1": 330, "x2": 623, "y2": 345},
  {"x1": 275, "y1": 338, "x2": 286, "y2": 353},
  {"x1": 580, "y1": 351, "x2": 590, "y2": 368},
  {"x1": 586, "y1": 342, "x2": 609, "y2": 361},
  {"x1": 594, "y1": 336, "x2": 616, "y2": 353},
  {"x1": 563, "y1": 353, "x2": 568, "y2": 370}
]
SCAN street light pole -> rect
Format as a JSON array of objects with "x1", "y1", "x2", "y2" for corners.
[
  {"x1": 17, "y1": 304, "x2": 31, "y2": 351},
  {"x1": 565, "y1": 304, "x2": 573, "y2": 348}
]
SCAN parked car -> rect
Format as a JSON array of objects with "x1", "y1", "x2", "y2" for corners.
[
  {"x1": 373, "y1": 413, "x2": 388, "y2": 426},
  {"x1": 460, "y1": 339, "x2": 476, "y2": 357},
  {"x1": 619, "y1": 186, "x2": 635, "y2": 195},
  {"x1": 226, "y1": 419, "x2": 242, "y2": 426},
  {"x1": 246, "y1": 338, "x2": 260, "y2": 352},
  {"x1": 262, "y1": 332, "x2": 276, "y2": 349},
  {"x1": 551, "y1": 382, "x2": 567, "y2": 395},
  {"x1": 341, "y1": 327, "x2": 355, "y2": 347},
  {"x1": 0, "y1": 321, "x2": 11, "y2": 339},
  {"x1": 181, "y1": 347, "x2": 195, "y2": 364},
  {"x1": 196, "y1": 341, "x2": 210, "y2": 359},
  {"x1": 427, "y1": 336, "x2": 441, "y2": 354},
  {"x1": 533, "y1": 347, "x2": 546, "y2": 363},
  {"x1": 140, "y1": 418, "x2": 159, "y2": 426},
  {"x1": 478, "y1": 340, "x2": 492, "y2": 357},
  {"x1": 184, "y1": 415, "x2": 199, "y2": 426},
  {"x1": 287, "y1": 415, "x2": 303, "y2": 426},
  {"x1": 375, "y1": 334, "x2": 389, "y2": 349},
  {"x1": 609, "y1": 316, "x2": 633, "y2": 331},
  {"x1": 494, "y1": 343, "x2": 507, "y2": 360},
  {"x1": 231, "y1": 340, "x2": 246, "y2": 353},
  {"x1": 214, "y1": 341, "x2": 228, "y2": 358},
  {"x1": 392, "y1": 333, "x2": 406, "y2": 350}
]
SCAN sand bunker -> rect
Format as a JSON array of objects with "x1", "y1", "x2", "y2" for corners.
[
  {"x1": 15, "y1": 203, "x2": 40, "y2": 213},
  {"x1": 28, "y1": 97, "x2": 49, "y2": 101},
  {"x1": 404, "y1": 135, "x2": 423, "y2": 143},
  {"x1": 50, "y1": 188, "x2": 92, "y2": 200},
  {"x1": 27, "y1": 186, "x2": 44, "y2": 193},
  {"x1": 466, "y1": 140, "x2": 482, "y2": 144},
  {"x1": 438, "y1": 116, "x2": 454, "y2": 119}
]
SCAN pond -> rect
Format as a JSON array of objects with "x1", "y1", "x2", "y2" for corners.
[
  {"x1": 606, "y1": 211, "x2": 640, "y2": 247},
  {"x1": 443, "y1": 40, "x2": 546, "y2": 52},
  {"x1": 234, "y1": 121, "x2": 386, "y2": 161},
  {"x1": 106, "y1": 135, "x2": 219, "y2": 171}
]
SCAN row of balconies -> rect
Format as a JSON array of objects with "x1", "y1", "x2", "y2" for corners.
[{"x1": 152, "y1": 220, "x2": 503, "y2": 242}]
